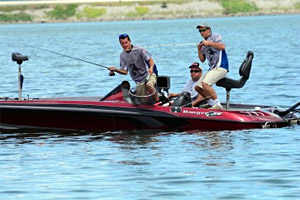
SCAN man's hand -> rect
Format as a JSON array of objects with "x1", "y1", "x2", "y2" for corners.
[
  {"x1": 201, "y1": 40, "x2": 210, "y2": 46},
  {"x1": 148, "y1": 67, "x2": 153, "y2": 74},
  {"x1": 109, "y1": 71, "x2": 115, "y2": 76},
  {"x1": 197, "y1": 41, "x2": 205, "y2": 51},
  {"x1": 108, "y1": 66, "x2": 116, "y2": 76},
  {"x1": 168, "y1": 93, "x2": 179, "y2": 99}
]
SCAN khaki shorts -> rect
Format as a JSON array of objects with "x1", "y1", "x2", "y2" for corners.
[
  {"x1": 136, "y1": 73, "x2": 157, "y2": 96},
  {"x1": 196, "y1": 67, "x2": 227, "y2": 89}
]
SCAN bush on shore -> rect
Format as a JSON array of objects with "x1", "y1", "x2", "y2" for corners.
[
  {"x1": 77, "y1": 7, "x2": 107, "y2": 19},
  {"x1": 126, "y1": 6, "x2": 150, "y2": 17},
  {"x1": 46, "y1": 4, "x2": 78, "y2": 20},
  {"x1": 220, "y1": 0, "x2": 259, "y2": 15},
  {"x1": 0, "y1": 13, "x2": 33, "y2": 22}
]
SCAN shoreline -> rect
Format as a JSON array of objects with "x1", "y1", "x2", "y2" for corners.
[{"x1": 0, "y1": 0, "x2": 300, "y2": 24}]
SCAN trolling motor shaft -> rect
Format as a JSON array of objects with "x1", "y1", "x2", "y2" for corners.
[{"x1": 12, "y1": 52, "x2": 28, "y2": 100}]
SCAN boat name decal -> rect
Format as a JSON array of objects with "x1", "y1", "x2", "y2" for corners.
[{"x1": 182, "y1": 110, "x2": 223, "y2": 117}]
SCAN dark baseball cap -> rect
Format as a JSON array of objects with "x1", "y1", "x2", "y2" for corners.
[{"x1": 189, "y1": 62, "x2": 202, "y2": 71}]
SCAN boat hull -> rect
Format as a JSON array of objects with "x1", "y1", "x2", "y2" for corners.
[{"x1": 0, "y1": 99, "x2": 288, "y2": 131}]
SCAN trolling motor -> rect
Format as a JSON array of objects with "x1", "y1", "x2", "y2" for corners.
[{"x1": 12, "y1": 52, "x2": 28, "y2": 100}]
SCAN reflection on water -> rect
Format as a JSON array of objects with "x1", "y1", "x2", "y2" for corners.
[{"x1": 0, "y1": 128, "x2": 239, "y2": 169}]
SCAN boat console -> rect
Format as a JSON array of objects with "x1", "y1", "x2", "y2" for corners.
[
  {"x1": 156, "y1": 76, "x2": 170, "y2": 92},
  {"x1": 216, "y1": 51, "x2": 253, "y2": 109}
]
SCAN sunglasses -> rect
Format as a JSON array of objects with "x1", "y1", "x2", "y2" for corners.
[
  {"x1": 190, "y1": 70, "x2": 201, "y2": 73},
  {"x1": 119, "y1": 33, "x2": 129, "y2": 39},
  {"x1": 198, "y1": 28, "x2": 208, "y2": 33}
]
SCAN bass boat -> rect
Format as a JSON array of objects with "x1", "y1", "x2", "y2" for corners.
[{"x1": 0, "y1": 52, "x2": 299, "y2": 131}]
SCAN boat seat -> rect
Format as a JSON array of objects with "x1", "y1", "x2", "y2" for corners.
[
  {"x1": 12, "y1": 52, "x2": 29, "y2": 65},
  {"x1": 216, "y1": 51, "x2": 254, "y2": 109}
]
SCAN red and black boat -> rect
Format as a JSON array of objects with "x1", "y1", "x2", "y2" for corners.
[{"x1": 0, "y1": 52, "x2": 299, "y2": 131}]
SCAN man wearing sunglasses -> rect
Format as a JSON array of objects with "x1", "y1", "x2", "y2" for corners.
[
  {"x1": 108, "y1": 34, "x2": 159, "y2": 102},
  {"x1": 169, "y1": 62, "x2": 204, "y2": 107},
  {"x1": 195, "y1": 23, "x2": 229, "y2": 110}
]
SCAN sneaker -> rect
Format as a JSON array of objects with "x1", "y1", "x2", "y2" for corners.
[
  {"x1": 199, "y1": 103, "x2": 212, "y2": 109},
  {"x1": 209, "y1": 104, "x2": 223, "y2": 110}
]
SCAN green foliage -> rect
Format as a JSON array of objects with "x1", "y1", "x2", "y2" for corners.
[
  {"x1": 0, "y1": 5, "x2": 50, "y2": 12},
  {"x1": 77, "y1": 7, "x2": 106, "y2": 18},
  {"x1": 34, "y1": 5, "x2": 50, "y2": 10},
  {"x1": 295, "y1": 2, "x2": 300, "y2": 9},
  {"x1": 92, "y1": 0, "x2": 189, "y2": 7},
  {"x1": 126, "y1": 6, "x2": 150, "y2": 17},
  {"x1": 0, "y1": 13, "x2": 33, "y2": 22},
  {"x1": 46, "y1": 4, "x2": 78, "y2": 20},
  {"x1": 220, "y1": 0, "x2": 259, "y2": 14},
  {"x1": 0, "y1": 5, "x2": 27, "y2": 12}
]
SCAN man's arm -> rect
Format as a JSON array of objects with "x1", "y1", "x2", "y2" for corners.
[
  {"x1": 168, "y1": 93, "x2": 180, "y2": 99},
  {"x1": 148, "y1": 58, "x2": 155, "y2": 74},
  {"x1": 108, "y1": 66, "x2": 128, "y2": 75},
  {"x1": 202, "y1": 40, "x2": 225, "y2": 50},
  {"x1": 192, "y1": 94, "x2": 205, "y2": 107},
  {"x1": 197, "y1": 43, "x2": 205, "y2": 62}
]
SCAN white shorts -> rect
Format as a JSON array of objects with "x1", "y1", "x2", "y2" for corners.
[{"x1": 196, "y1": 67, "x2": 227, "y2": 88}]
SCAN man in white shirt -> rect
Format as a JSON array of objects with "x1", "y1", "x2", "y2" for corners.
[{"x1": 169, "y1": 62, "x2": 204, "y2": 107}]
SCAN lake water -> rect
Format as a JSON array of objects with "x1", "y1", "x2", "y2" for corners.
[{"x1": 0, "y1": 15, "x2": 300, "y2": 199}]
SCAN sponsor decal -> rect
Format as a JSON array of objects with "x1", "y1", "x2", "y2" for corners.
[
  {"x1": 181, "y1": 110, "x2": 223, "y2": 117},
  {"x1": 171, "y1": 107, "x2": 182, "y2": 113},
  {"x1": 205, "y1": 111, "x2": 223, "y2": 117}
]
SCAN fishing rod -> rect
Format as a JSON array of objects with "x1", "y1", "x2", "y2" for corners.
[{"x1": 18, "y1": 43, "x2": 109, "y2": 69}]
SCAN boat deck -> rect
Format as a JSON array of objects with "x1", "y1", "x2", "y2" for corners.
[{"x1": 0, "y1": 96, "x2": 275, "y2": 111}]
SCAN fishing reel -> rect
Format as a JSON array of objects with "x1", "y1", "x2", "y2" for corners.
[{"x1": 109, "y1": 71, "x2": 115, "y2": 76}]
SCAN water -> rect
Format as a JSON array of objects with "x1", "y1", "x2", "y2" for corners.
[{"x1": 1, "y1": 15, "x2": 300, "y2": 199}]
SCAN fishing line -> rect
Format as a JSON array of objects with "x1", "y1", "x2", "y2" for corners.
[
  {"x1": 18, "y1": 43, "x2": 109, "y2": 69},
  {"x1": 145, "y1": 43, "x2": 197, "y2": 48}
]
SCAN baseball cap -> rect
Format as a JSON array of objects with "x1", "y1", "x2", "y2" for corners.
[
  {"x1": 196, "y1": 22, "x2": 210, "y2": 29},
  {"x1": 189, "y1": 62, "x2": 202, "y2": 71}
]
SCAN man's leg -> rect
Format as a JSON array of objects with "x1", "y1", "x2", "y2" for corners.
[
  {"x1": 147, "y1": 74, "x2": 159, "y2": 102},
  {"x1": 202, "y1": 67, "x2": 227, "y2": 108},
  {"x1": 202, "y1": 82, "x2": 217, "y2": 100}
]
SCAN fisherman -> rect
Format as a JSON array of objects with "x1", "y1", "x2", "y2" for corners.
[
  {"x1": 169, "y1": 62, "x2": 204, "y2": 107},
  {"x1": 195, "y1": 23, "x2": 229, "y2": 109},
  {"x1": 108, "y1": 33, "x2": 159, "y2": 102}
]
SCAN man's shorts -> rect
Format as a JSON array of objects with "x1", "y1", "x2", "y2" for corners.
[
  {"x1": 136, "y1": 73, "x2": 157, "y2": 96},
  {"x1": 196, "y1": 67, "x2": 227, "y2": 89}
]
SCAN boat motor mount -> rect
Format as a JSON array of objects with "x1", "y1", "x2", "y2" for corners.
[{"x1": 12, "y1": 52, "x2": 29, "y2": 100}]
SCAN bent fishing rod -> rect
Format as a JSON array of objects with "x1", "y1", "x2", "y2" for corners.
[
  {"x1": 18, "y1": 43, "x2": 109, "y2": 69},
  {"x1": 19, "y1": 42, "x2": 195, "y2": 68}
]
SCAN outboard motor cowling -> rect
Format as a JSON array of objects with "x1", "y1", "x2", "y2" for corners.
[{"x1": 172, "y1": 92, "x2": 192, "y2": 107}]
